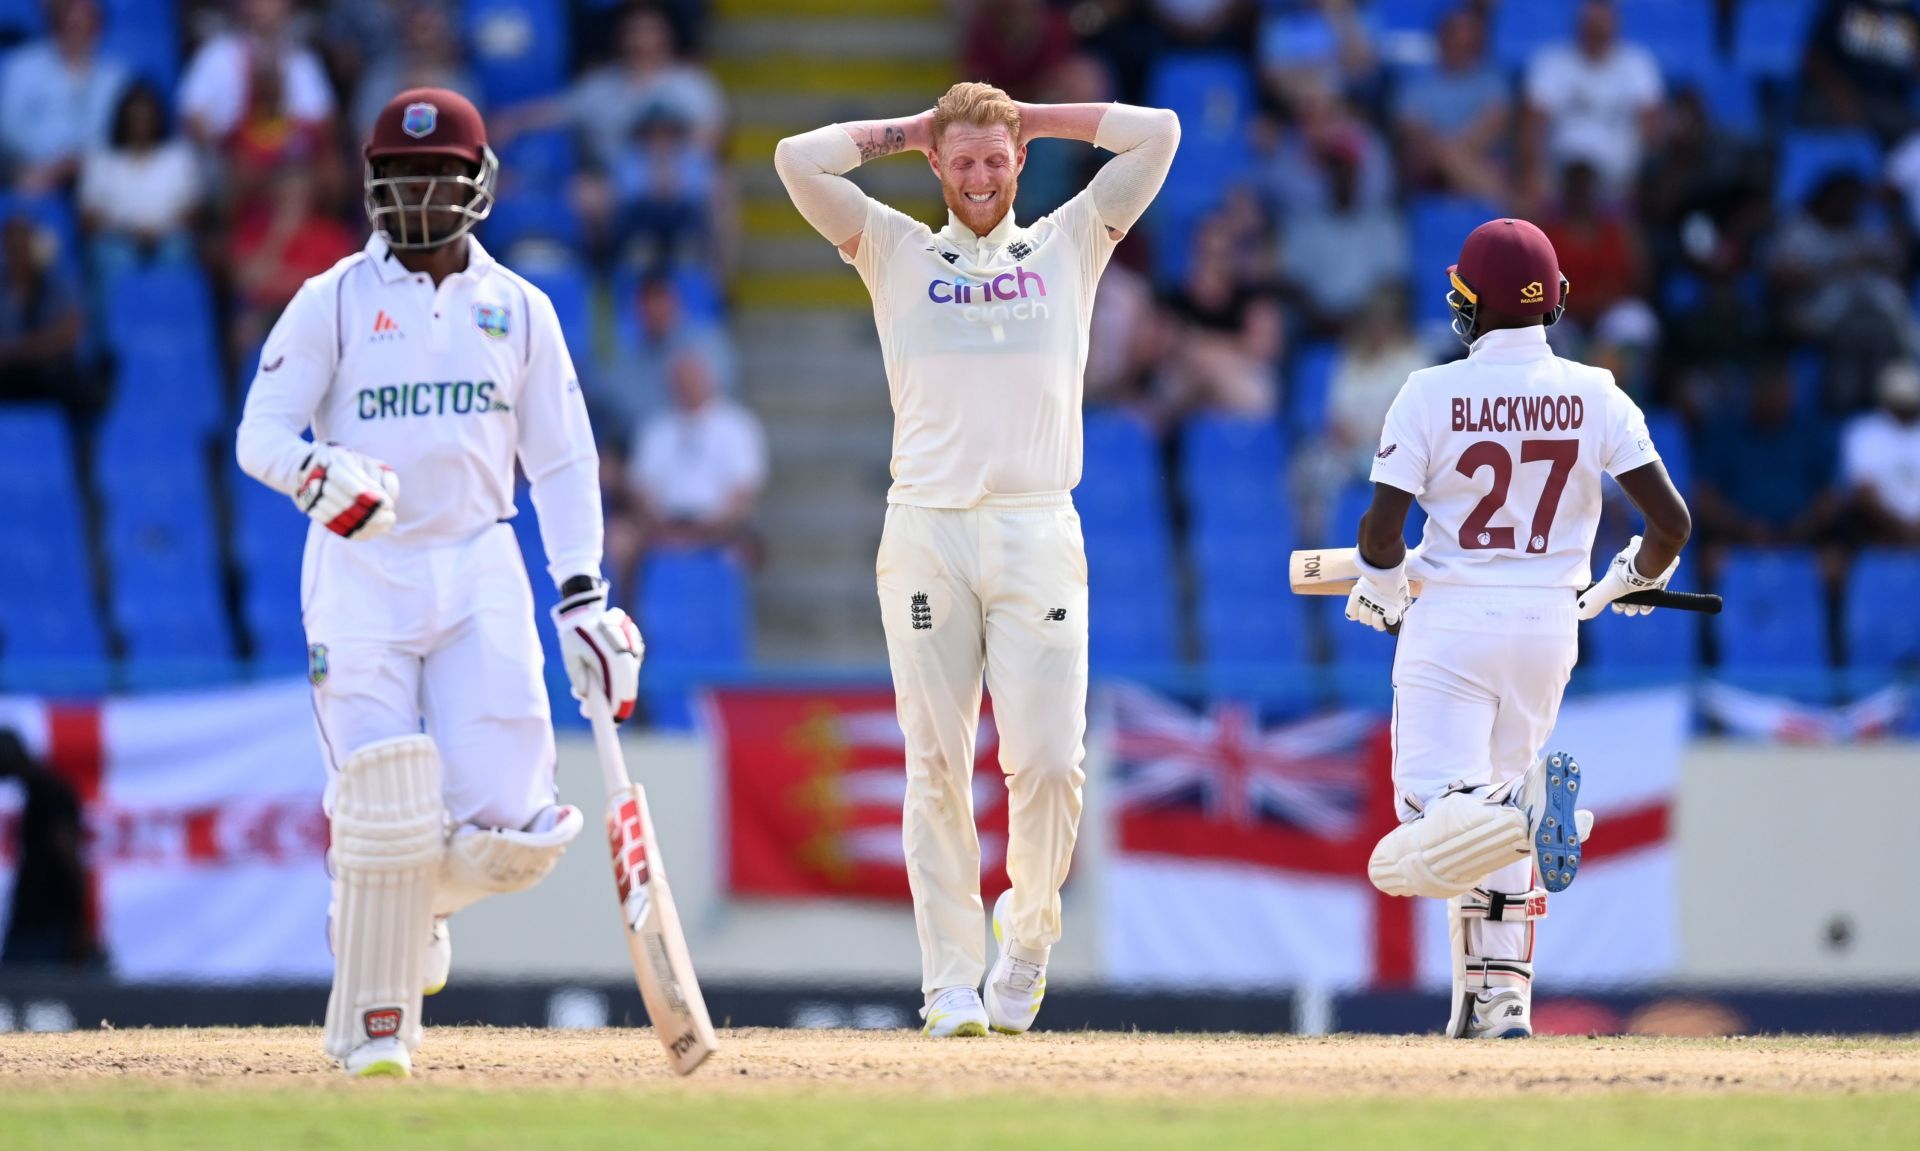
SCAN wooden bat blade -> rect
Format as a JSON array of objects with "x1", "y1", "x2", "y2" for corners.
[{"x1": 607, "y1": 786, "x2": 720, "y2": 1076}]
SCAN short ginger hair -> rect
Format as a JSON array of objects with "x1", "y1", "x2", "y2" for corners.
[{"x1": 932, "y1": 81, "x2": 1021, "y2": 147}]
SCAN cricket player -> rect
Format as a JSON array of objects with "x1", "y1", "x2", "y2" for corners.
[
  {"x1": 235, "y1": 88, "x2": 642, "y2": 1077},
  {"x1": 1347, "y1": 218, "x2": 1691, "y2": 1037},
  {"x1": 774, "y1": 84, "x2": 1178, "y2": 1037}
]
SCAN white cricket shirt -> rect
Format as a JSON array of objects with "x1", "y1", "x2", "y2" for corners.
[
  {"x1": 236, "y1": 233, "x2": 604, "y2": 585},
  {"x1": 1369, "y1": 326, "x2": 1661, "y2": 589},
  {"x1": 843, "y1": 194, "x2": 1118, "y2": 507}
]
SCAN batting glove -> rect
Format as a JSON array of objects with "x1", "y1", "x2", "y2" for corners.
[
  {"x1": 552, "y1": 579, "x2": 644, "y2": 723},
  {"x1": 293, "y1": 443, "x2": 399, "y2": 540},
  {"x1": 1577, "y1": 535, "x2": 1678, "y2": 620},
  {"x1": 1344, "y1": 553, "x2": 1411, "y2": 633}
]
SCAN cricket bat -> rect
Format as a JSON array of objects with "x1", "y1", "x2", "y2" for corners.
[
  {"x1": 1287, "y1": 546, "x2": 1723, "y2": 613},
  {"x1": 585, "y1": 688, "x2": 720, "y2": 1075}
]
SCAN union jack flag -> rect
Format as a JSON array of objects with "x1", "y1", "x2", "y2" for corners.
[{"x1": 1103, "y1": 684, "x2": 1377, "y2": 841}]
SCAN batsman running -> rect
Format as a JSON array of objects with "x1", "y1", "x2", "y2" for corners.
[
  {"x1": 236, "y1": 88, "x2": 642, "y2": 1076},
  {"x1": 1348, "y1": 218, "x2": 1692, "y2": 1037},
  {"x1": 775, "y1": 84, "x2": 1178, "y2": 1037}
]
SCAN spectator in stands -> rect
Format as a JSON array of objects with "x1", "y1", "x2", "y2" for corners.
[
  {"x1": 0, "y1": 0, "x2": 126, "y2": 194},
  {"x1": 500, "y1": 4, "x2": 725, "y2": 171},
  {"x1": 1521, "y1": 0, "x2": 1663, "y2": 205},
  {"x1": 1767, "y1": 169, "x2": 1919, "y2": 412},
  {"x1": 596, "y1": 267, "x2": 735, "y2": 443},
  {"x1": 79, "y1": 82, "x2": 203, "y2": 293},
  {"x1": 1392, "y1": 5, "x2": 1510, "y2": 203},
  {"x1": 1064, "y1": 0, "x2": 1162, "y2": 104},
  {"x1": 1842, "y1": 360, "x2": 1920, "y2": 546},
  {"x1": 349, "y1": 2, "x2": 481, "y2": 142},
  {"x1": 1275, "y1": 128, "x2": 1407, "y2": 338},
  {"x1": 605, "y1": 344, "x2": 766, "y2": 583},
  {"x1": 1257, "y1": 0, "x2": 1376, "y2": 106},
  {"x1": 1084, "y1": 258, "x2": 1169, "y2": 413},
  {"x1": 0, "y1": 214, "x2": 98, "y2": 420},
  {"x1": 1540, "y1": 158, "x2": 1649, "y2": 336},
  {"x1": 1324, "y1": 291, "x2": 1427, "y2": 463},
  {"x1": 0, "y1": 729, "x2": 103, "y2": 970},
  {"x1": 1019, "y1": 52, "x2": 1115, "y2": 217},
  {"x1": 1256, "y1": 83, "x2": 1394, "y2": 224},
  {"x1": 1693, "y1": 363, "x2": 1846, "y2": 552},
  {"x1": 227, "y1": 169, "x2": 356, "y2": 361},
  {"x1": 1150, "y1": 0, "x2": 1255, "y2": 50},
  {"x1": 1162, "y1": 214, "x2": 1283, "y2": 416},
  {"x1": 611, "y1": 104, "x2": 719, "y2": 269},
  {"x1": 1801, "y1": 0, "x2": 1920, "y2": 144},
  {"x1": 178, "y1": 0, "x2": 336, "y2": 151},
  {"x1": 963, "y1": 0, "x2": 1076, "y2": 100}
]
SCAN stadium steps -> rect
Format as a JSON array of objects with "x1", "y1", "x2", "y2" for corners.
[{"x1": 720, "y1": 0, "x2": 954, "y2": 663}]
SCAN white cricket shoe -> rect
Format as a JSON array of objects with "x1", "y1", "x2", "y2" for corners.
[
  {"x1": 983, "y1": 890, "x2": 1046, "y2": 1034},
  {"x1": 343, "y1": 1037, "x2": 412, "y2": 1078},
  {"x1": 423, "y1": 918, "x2": 451, "y2": 996},
  {"x1": 1460, "y1": 989, "x2": 1531, "y2": 1039},
  {"x1": 921, "y1": 987, "x2": 989, "y2": 1038}
]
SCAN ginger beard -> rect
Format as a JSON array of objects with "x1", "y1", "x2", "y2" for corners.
[{"x1": 932, "y1": 122, "x2": 1023, "y2": 237}]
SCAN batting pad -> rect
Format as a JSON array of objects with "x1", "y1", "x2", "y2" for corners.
[
  {"x1": 324, "y1": 735, "x2": 445, "y2": 1060},
  {"x1": 1367, "y1": 791, "x2": 1528, "y2": 899},
  {"x1": 434, "y1": 804, "x2": 585, "y2": 918}
]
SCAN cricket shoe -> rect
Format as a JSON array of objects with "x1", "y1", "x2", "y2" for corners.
[
  {"x1": 1459, "y1": 989, "x2": 1532, "y2": 1039},
  {"x1": 921, "y1": 987, "x2": 989, "y2": 1038},
  {"x1": 1516, "y1": 750, "x2": 1582, "y2": 893},
  {"x1": 983, "y1": 890, "x2": 1046, "y2": 1034},
  {"x1": 422, "y1": 918, "x2": 451, "y2": 996},
  {"x1": 343, "y1": 1037, "x2": 412, "y2": 1078}
]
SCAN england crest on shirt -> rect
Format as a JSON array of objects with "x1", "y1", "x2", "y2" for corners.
[{"x1": 474, "y1": 303, "x2": 509, "y2": 339}]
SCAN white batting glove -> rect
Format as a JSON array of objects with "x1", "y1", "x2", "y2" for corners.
[
  {"x1": 551, "y1": 580, "x2": 644, "y2": 723},
  {"x1": 1577, "y1": 535, "x2": 1678, "y2": 620},
  {"x1": 293, "y1": 443, "x2": 399, "y2": 540},
  {"x1": 1344, "y1": 553, "x2": 1411, "y2": 633}
]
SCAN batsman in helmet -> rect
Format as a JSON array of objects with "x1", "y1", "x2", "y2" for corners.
[{"x1": 236, "y1": 88, "x2": 643, "y2": 1076}]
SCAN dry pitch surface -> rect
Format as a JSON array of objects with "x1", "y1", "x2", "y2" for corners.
[{"x1": 3, "y1": 1028, "x2": 1919, "y2": 1149}]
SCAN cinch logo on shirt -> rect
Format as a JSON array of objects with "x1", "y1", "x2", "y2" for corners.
[
  {"x1": 927, "y1": 266, "x2": 1047, "y2": 304},
  {"x1": 357, "y1": 380, "x2": 501, "y2": 420}
]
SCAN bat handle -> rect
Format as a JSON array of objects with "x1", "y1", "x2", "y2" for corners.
[
  {"x1": 1608, "y1": 588, "x2": 1724, "y2": 614},
  {"x1": 583, "y1": 687, "x2": 634, "y2": 799}
]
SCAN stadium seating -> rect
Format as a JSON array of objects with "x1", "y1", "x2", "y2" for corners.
[
  {"x1": 1191, "y1": 531, "x2": 1310, "y2": 668},
  {"x1": 1286, "y1": 341, "x2": 1341, "y2": 440},
  {"x1": 231, "y1": 467, "x2": 309, "y2": 675},
  {"x1": 99, "y1": 0, "x2": 178, "y2": 90},
  {"x1": 0, "y1": 405, "x2": 108, "y2": 689},
  {"x1": 1642, "y1": 408, "x2": 1693, "y2": 495},
  {"x1": 1490, "y1": 1, "x2": 1577, "y2": 72},
  {"x1": 465, "y1": 0, "x2": 571, "y2": 105},
  {"x1": 1668, "y1": 64, "x2": 1763, "y2": 139},
  {"x1": 1733, "y1": 0, "x2": 1821, "y2": 79},
  {"x1": 1715, "y1": 549, "x2": 1827, "y2": 672},
  {"x1": 1143, "y1": 53, "x2": 1256, "y2": 281},
  {"x1": 1580, "y1": 597, "x2": 1703, "y2": 678},
  {"x1": 637, "y1": 547, "x2": 752, "y2": 728},
  {"x1": 1844, "y1": 551, "x2": 1920, "y2": 672},
  {"x1": 518, "y1": 257, "x2": 596, "y2": 369},
  {"x1": 1774, "y1": 130, "x2": 1883, "y2": 206},
  {"x1": 1409, "y1": 197, "x2": 1501, "y2": 327},
  {"x1": 1614, "y1": 0, "x2": 1718, "y2": 78},
  {"x1": 98, "y1": 454, "x2": 233, "y2": 682},
  {"x1": 1180, "y1": 413, "x2": 1288, "y2": 536}
]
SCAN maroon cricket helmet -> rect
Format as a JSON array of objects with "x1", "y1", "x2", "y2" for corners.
[
  {"x1": 1445, "y1": 217, "x2": 1570, "y2": 343},
  {"x1": 362, "y1": 87, "x2": 498, "y2": 249}
]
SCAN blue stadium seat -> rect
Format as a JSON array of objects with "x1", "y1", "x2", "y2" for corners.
[
  {"x1": 1370, "y1": 0, "x2": 1453, "y2": 35},
  {"x1": 1775, "y1": 131, "x2": 1882, "y2": 206},
  {"x1": 1078, "y1": 409, "x2": 1164, "y2": 527},
  {"x1": 99, "y1": 458, "x2": 232, "y2": 675},
  {"x1": 480, "y1": 194, "x2": 586, "y2": 257},
  {"x1": 1615, "y1": 0, "x2": 1718, "y2": 77},
  {"x1": 507, "y1": 491, "x2": 580, "y2": 724},
  {"x1": 466, "y1": 0, "x2": 570, "y2": 105},
  {"x1": 638, "y1": 547, "x2": 751, "y2": 729},
  {"x1": 1490, "y1": 1, "x2": 1577, "y2": 72},
  {"x1": 497, "y1": 127, "x2": 578, "y2": 189},
  {"x1": 1668, "y1": 64, "x2": 1762, "y2": 138},
  {"x1": 1192, "y1": 531, "x2": 1311, "y2": 667},
  {"x1": 1180, "y1": 413, "x2": 1288, "y2": 535},
  {"x1": 1580, "y1": 600, "x2": 1701, "y2": 677},
  {"x1": 0, "y1": 406, "x2": 105, "y2": 686},
  {"x1": 1844, "y1": 551, "x2": 1920, "y2": 671},
  {"x1": 1144, "y1": 54, "x2": 1255, "y2": 281},
  {"x1": 518, "y1": 258, "x2": 595, "y2": 369},
  {"x1": 232, "y1": 469, "x2": 309, "y2": 670},
  {"x1": 1090, "y1": 583, "x2": 1180, "y2": 669},
  {"x1": 1286, "y1": 341, "x2": 1341, "y2": 438},
  {"x1": 1715, "y1": 549, "x2": 1826, "y2": 671},
  {"x1": 99, "y1": 0, "x2": 178, "y2": 89},
  {"x1": 0, "y1": 0, "x2": 43, "y2": 41},
  {"x1": 609, "y1": 263, "x2": 726, "y2": 352},
  {"x1": 1733, "y1": 0, "x2": 1820, "y2": 79},
  {"x1": 1410, "y1": 197, "x2": 1500, "y2": 327}
]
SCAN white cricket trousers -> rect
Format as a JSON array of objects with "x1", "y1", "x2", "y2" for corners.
[
  {"x1": 303, "y1": 521, "x2": 558, "y2": 831},
  {"x1": 1390, "y1": 583, "x2": 1578, "y2": 964},
  {"x1": 876, "y1": 495, "x2": 1089, "y2": 996}
]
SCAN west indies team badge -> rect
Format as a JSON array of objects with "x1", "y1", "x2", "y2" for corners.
[
  {"x1": 474, "y1": 303, "x2": 509, "y2": 339},
  {"x1": 401, "y1": 102, "x2": 437, "y2": 138}
]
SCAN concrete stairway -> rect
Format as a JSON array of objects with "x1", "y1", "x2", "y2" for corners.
[{"x1": 714, "y1": 0, "x2": 953, "y2": 664}]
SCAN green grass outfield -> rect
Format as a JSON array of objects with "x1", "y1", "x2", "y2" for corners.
[{"x1": 4, "y1": 1087, "x2": 1919, "y2": 1150}]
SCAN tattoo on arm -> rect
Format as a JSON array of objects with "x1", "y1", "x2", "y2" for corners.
[{"x1": 856, "y1": 125, "x2": 907, "y2": 163}]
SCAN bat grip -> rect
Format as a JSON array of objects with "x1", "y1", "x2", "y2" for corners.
[
  {"x1": 583, "y1": 688, "x2": 634, "y2": 798},
  {"x1": 1606, "y1": 588, "x2": 1724, "y2": 614}
]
